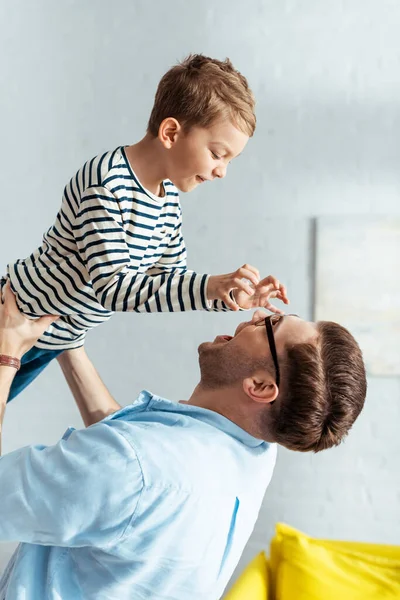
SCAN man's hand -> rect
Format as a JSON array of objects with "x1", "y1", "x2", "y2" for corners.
[
  {"x1": 207, "y1": 264, "x2": 261, "y2": 311},
  {"x1": 234, "y1": 275, "x2": 290, "y2": 313},
  {"x1": 0, "y1": 282, "x2": 58, "y2": 359}
]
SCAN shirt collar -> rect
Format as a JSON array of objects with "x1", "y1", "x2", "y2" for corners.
[{"x1": 139, "y1": 390, "x2": 268, "y2": 449}]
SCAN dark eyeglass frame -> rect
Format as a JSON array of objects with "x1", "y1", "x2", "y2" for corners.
[
  {"x1": 264, "y1": 315, "x2": 282, "y2": 389},
  {"x1": 261, "y1": 313, "x2": 300, "y2": 391}
]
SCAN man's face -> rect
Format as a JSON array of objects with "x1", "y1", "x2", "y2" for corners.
[
  {"x1": 198, "y1": 310, "x2": 318, "y2": 389},
  {"x1": 165, "y1": 118, "x2": 249, "y2": 193}
]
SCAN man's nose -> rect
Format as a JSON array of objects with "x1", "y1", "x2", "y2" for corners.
[
  {"x1": 251, "y1": 309, "x2": 266, "y2": 323},
  {"x1": 235, "y1": 310, "x2": 266, "y2": 336}
]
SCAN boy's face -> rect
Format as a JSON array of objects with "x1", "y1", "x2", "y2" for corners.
[{"x1": 163, "y1": 118, "x2": 249, "y2": 192}]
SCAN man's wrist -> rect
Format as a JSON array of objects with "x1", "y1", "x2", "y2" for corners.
[{"x1": 0, "y1": 354, "x2": 21, "y2": 371}]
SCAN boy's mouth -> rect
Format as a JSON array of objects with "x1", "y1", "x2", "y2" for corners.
[{"x1": 196, "y1": 175, "x2": 206, "y2": 183}]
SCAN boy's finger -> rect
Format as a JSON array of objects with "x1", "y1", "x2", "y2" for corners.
[
  {"x1": 279, "y1": 284, "x2": 289, "y2": 302},
  {"x1": 263, "y1": 301, "x2": 284, "y2": 315},
  {"x1": 224, "y1": 293, "x2": 239, "y2": 312},
  {"x1": 258, "y1": 276, "x2": 278, "y2": 289},
  {"x1": 241, "y1": 264, "x2": 260, "y2": 281},
  {"x1": 234, "y1": 279, "x2": 255, "y2": 296},
  {"x1": 238, "y1": 268, "x2": 259, "y2": 287},
  {"x1": 255, "y1": 282, "x2": 275, "y2": 295},
  {"x1": 263, "y1": 275, "x2": 279, "y2": 289},
  {"x1": 277, "y1": 290, "x2": 290, "y2": 305}
]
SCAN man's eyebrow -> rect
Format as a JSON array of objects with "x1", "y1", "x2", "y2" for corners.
[
  {"x1": 273, "y1": 316, "x2": 285, "y2": 332},
  {"x1": 274, "y1": 314, "x2": 300, "y2": 332}
]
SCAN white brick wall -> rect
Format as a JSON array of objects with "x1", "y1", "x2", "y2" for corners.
[{"x1": 1, "y1": 0, "x2": 399, "y2": 590}]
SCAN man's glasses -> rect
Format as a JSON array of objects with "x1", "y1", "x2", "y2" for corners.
[
  {"x1": 265, "y1": 315, "x2": 282, "y2": 388},
  {"x1": 255, "y1": 314, "x2": 299, "y2": 390}
]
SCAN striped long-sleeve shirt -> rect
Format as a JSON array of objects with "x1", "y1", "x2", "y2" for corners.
[{"x1": 6, "y1": 146, "x2": 230, "y2": 350}]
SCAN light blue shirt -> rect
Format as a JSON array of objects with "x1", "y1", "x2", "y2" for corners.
[{"x1": 0, "y1": 391, "x2": 276, "y2": 600}]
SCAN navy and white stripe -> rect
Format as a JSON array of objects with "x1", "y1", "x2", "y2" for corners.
[{"x1": 7, "y1": 147, "x2": 229, "y2": 351}]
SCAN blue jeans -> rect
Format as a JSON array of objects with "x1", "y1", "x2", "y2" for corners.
[{"x1": 8, "y1": 346, "x2": 63, "y2": 403}]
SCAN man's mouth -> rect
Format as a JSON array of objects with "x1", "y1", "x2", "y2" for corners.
[
  {"x1": 214, "y1": 335, "x2": 233, "y2": 343},
  {"x1": 196, "y1": 175, "x2": 206, "y2": 183}
]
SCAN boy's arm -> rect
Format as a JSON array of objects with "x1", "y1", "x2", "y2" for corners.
[
  {"x1": 146, "y1": 211, "x2": 236, "y2": 313},
  {"x1": 148, "y1": 212, "x2": 287, "y2": 312},
  {"x1": 75, "y1": 187, "x2": 259, "y2": 314},
  {"x1": 75, "y1": 186, "x2": 211, "y2": 313},
  {"x1": 57, "y1": 347, "x2": 121, "y2": 427}
]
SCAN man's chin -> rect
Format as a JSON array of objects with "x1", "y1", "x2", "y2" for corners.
[{"x1": 198, "y1": 341, "x2": 213, "y2": 354}]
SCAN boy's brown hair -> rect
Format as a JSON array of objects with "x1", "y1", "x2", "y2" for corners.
[
  {"x1": 266, "y1": 321, "x2": 367, "y2": 453},
  {"x1": 147, "y1": 54, "x2": 256, "y2": 137}
]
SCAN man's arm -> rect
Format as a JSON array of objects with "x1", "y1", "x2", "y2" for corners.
[
  {"x1": 0, "y1": 283, "x2": 142, "y2": 547},
  {"x1": 57, "y1": 347, "x2": 121, "y2": 427},
  {"x1": 0, "y1": 420, "x2": 143, "y2": 546},
  {"x1": 0, "y1": 281, "x2": 58, "y2": 453},
  {"x1": 0, "y1": 367, "x2": 16, "y2": 454}
]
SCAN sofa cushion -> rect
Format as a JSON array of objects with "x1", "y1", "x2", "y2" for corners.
[
  {"x1": 270, "y1": 523, "x2": 400, "y2": 600},
  {"x1": 224, "y1": 552, "x2": 269, "y2": 599}
]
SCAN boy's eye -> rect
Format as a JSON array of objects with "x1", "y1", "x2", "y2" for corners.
[{"x1": 211, "y1": 151, "x2": 220, "y2": 160}]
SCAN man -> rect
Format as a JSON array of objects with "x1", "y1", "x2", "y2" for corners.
[{"x1": 0, "y1": 282, "x2": 367, "y2": 600}]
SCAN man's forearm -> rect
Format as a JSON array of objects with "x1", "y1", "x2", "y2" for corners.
[
  {"x1": 0, "y1": 366, "x2": 16, "y2": 454},
  {"x1": 57, "y1": 348, "x2": 121, "y2": 427}
]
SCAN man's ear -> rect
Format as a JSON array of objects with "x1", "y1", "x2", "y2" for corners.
[
  {"x1": 158, "y1": 117, "x2": 182, "y2": 149},
  {"x1": 242, "y1": 374, "x2": 278, "y2": 404}
]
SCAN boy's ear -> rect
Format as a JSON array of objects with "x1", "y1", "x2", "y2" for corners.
[{"x1": 158, "y1": 118, "x2": 182, "y2": 149}]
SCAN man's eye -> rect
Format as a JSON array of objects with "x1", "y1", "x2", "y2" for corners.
[{"x1": 211, "y1": 151, "x2": 220, "y2": 160}]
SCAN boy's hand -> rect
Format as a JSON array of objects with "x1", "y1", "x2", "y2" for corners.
[
  {"x1": 234, "y1": 275, "x2": 290, "y2": 313},
  {"x1": 207, "y1": 264, "x2": 260, "y2": 311}
]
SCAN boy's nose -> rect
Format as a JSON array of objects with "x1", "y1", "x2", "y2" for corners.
[{"x1": 213, "y1": 165, "x2": 227, "y2": 179}]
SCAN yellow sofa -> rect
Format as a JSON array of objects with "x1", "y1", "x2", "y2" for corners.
[{"x1": 224, "y1": 523, "x2": 400, "y2": 599}]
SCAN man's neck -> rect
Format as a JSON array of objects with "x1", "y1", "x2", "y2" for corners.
[
  {"x1": 124, "y1": 134, "x2": 168, "y2": 197},
  {"x1": 183, "y1": 384, "x2": 266, "y2": 440}
]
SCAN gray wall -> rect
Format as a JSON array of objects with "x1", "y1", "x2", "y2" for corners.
[{"x1": 1, "y1": 0, "x2": 399, "y2": 591}]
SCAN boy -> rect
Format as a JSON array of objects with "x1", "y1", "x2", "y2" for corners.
[{"x1": 2, "y1": 54, "x2": 288, "y2": 401}]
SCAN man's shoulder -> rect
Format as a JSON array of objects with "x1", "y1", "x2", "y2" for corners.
[{"x1": 100, "y1": 393, "x2": 276, "y2": 494}]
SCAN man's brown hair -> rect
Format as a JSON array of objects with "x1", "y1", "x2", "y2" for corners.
[
  {"x1": 266, "y1": 321, "x2": 367, "y2": 453},
  {"x1": 147, "y1": 54, "x2": 256, "y2": 137}
]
